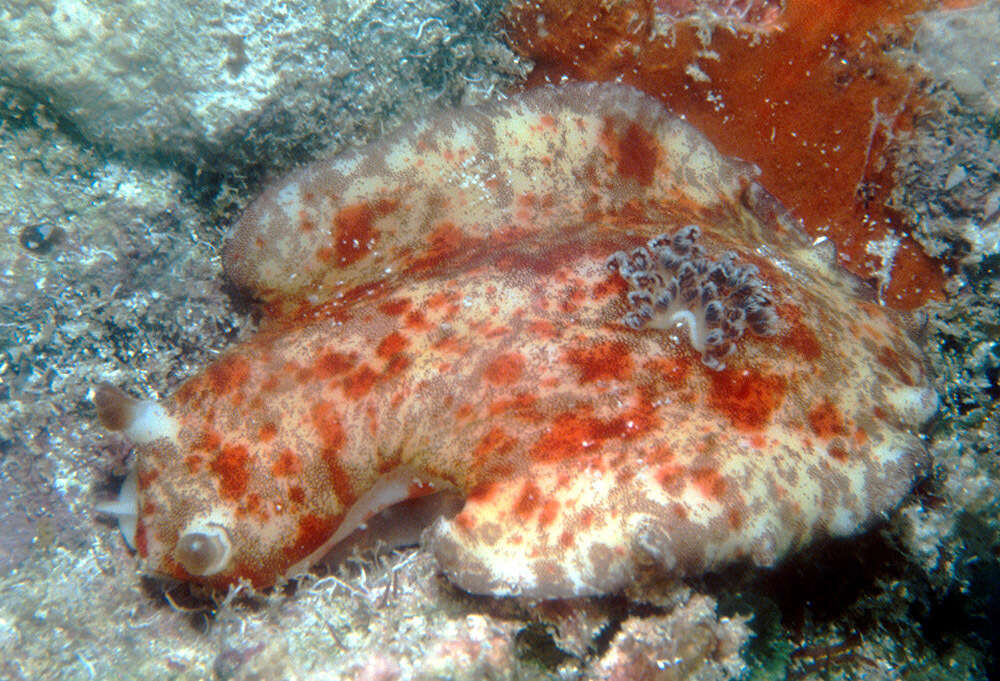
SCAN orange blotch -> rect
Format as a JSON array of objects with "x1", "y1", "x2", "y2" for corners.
[
  {"x1": 877, "y1": 345, "x2": 917, "y2": 386},
  {"x1": 514, "y1": 480, "x2": 543, "y2": 519},
  {"x1": 311, "y1": 401, "x2": 346, "y2": 450},
  {"x1": 853, "y1": 427, "x2": 869, "y2": 446},
  {"x1": 692, "y1": 468, "x2": 727, "y2": 499},
  {"x1": 312, "y1": 402, "x2": 352, "y2": 504},
  {"x1": 137, "y1": 469, "x2": 159, "y2": 490},
  {"x1": 409, "y1": 221, "x2": 469, "y2": 273},
  {"x1": 592, "y1": 272, "x2": 629, "y2": 300},
  {"x1": 727, "y1": 507, "x2": 743, "y2": 529},
  {"x1": 206, "y1": 355, "x2": 251, "y2": 395},
  {"x1": 239, "y1": 493, "x2": 265, "y2": 519},
  {"x1": 777, "y1": 305, "x2": 823, "y2": 361},
  {"x1": 559, "y1": 530, "x2": 575, "y2": 548},
  {"x1": 527, "y1": 319, "x2": 560, "y2": 338},
  {"x1": 564, "y1": 340, "x2": 633, "y2": 383},
  {"x1": 506, "y1": 0, "x2": 950, "y2": 308},
  {"x1": 484, "y1": 352, "x2": 526, "y2": 385},
  {"x1": 260, "y1": 372, "x2": 281, "y2": 394},
  {"x1": 828, "y1": 443, "x2": 850, "y2": 462},
  {"x1": 405, "y1": 309, "x2": 432, "y2": 330},
  {"x1": 377, "y1": 330, "x2": 409, "y2": 358},
  {"x1": 322, "y1": 200, "x2": 394, "y2": 266},
  {"x1": 539, "y1": 499, "x2": 560, "y2": 527},
  {"x1": 384, "y1": 354, "x2": 410, "y2": 377},
  {"x1": 642, "y1": 356, "x2": 693, "y2": 385},
  {"x1": 426, "y1": 290, "x2": 458, "y2": 309},
  {"x1": 489, "y1": 392, "x2": 541, "y2": 420},
  {"x1": 210, "y1": 444, "x2": 250, "y2": 501},
  {"x1": 378, "y1": 298, "x2": 412, "y2": 317},
  {"x1": 272, "y1": 448, "x2": 301, "y2": 477},
  {"x1": 432, "y1": 334, "x2": 471, "y2": 355},
  {"x1": 473, "y1": 426, "x2": 517, "y2": 460},
  {"x1": 134, "y1": 520, "x2": 149, "y2": 557},
  {"x1": 343, "y1": 365, "x2": 378, "y2": 400},
  {"x1": 467, "y1": 480, "x2": 499, "y2": 503},
  {"x1": 313, "y1": 351, "x2": 354, "y2": 379},
  {"x1": 707, "y1": 368, "x2": 786, "y2": 430},
  {"x1": 288, "y1": 485, "x2": 306, "y2": 505},
  {"x1": 455, "y1": 511, "x2": 476, "y2": 533},
  {"x1": 285, "y1": 513, "x2": 338, "y2": 562},
  {"x1": 530, "y1": 412, "x2": 602, "y2": 462},
  {"x1": 656, "y1": 464, "x2": 684, "y2": 491},
  {"x1": 193, "y1": 429, "x2": 222, "y2": 452},
  {"x1": 325, "y1": 455, "x2": 355, "y2": 506},
  {"x1": 808, "y1": 398, "x2": 846, "y2": 439},
  {"x1": 532, "y1": 399, "x2": 656, "y2": 462},
  {"x1": 258, "y1": 422, "x2": 278, "y2": 442},
  {"x1": 184, "y1": 454, "x2": 203, "y2": 473},
  {"x1": 601, "y1": 119, "x2": 659, "y2": 186}
]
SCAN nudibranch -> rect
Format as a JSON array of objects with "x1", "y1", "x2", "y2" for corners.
[{"x1": 96, "y1": 83, "x2": 937, "y2": 598}]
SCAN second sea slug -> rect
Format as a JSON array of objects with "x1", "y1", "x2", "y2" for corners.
[{"x1": 96, "y1": 82, "x2": 938, "y2": 598}]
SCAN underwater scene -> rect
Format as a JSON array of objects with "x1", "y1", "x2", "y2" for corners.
[{"x1": 1, "y1": 1, "x2": 998, "y2": 679}]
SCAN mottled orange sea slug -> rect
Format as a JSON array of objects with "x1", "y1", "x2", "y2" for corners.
[{"x1": 96, "y1": 83, "x2": 937, "y2": 598}]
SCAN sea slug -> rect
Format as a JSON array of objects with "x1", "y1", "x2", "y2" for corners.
[{"x1": 96, "y1": 83, "x2": 937, "y2": 598}]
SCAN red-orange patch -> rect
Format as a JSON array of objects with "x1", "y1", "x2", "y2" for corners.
[
  {"x1": 206, "y1": 355, "x2": 251, "y2": 395},
  {"x1": 325, "y1": 200, "x2": 394, "y2": 266},
  {"x1": 343, "y1": 365, "x2": 379, "y2": 400},
  {"x1": 539, "y1": 499, "x2": 560, "y2": 527},
  {"x1": 324, "y1": 454, "x2": 355, "y2": 506},
  {"x1": 285, "y1": 513, "x2": 338, "y2": 562},
  {"x1": 313, "y1": 351, "x2": 354, "y2": 379},
  {"x1": 777, "y1": 305, "x2": 823, "y2": 361},
  {"x1": 877, "y1": 345, "x2": 917, "y2": 387},
  {"x1": 808, "y1": 398, "x2": 846, "y2": 439},
  {"x1": 409, "y1": 221, "x2": 471, "y2": 273},
  {"x1": 514, "y1": 480, "x2": 543, "y2": 519},
  {"x1": 193, "y1": 429, "x2": 222, "y2": 452},
  {"x1": 484, "y1": 352, "x2": 526, "y2": 385},
  {"x1": 473, "y1": 426, "x2": 518, "y2": 460},
  {"x1": 210, "y1": 444, "x2": 250, "y2": 501},
  {"x1": 377, "y1": 330, "x2": 409, "y2": 358},
  {"x1": 311, "y1": 401, "x2": 346, "y2": 450},
  {"x1": 707, "y1": 368, "x2": 786, "y2": 431},
  {"x1": 489, "y1": 391, "x2": 541, "y2": 420},
  {"x1": 828, "y1": 443, "x2": 850, "y2": 462},
  {"x1": 378, "y1": 298, "x2": 412, "y2": 317},
  {"x1": 564, "y1": 340, "x2": 633, "y2": 384},
  {"x1": 692, "y1": 468, "x2": 727, "y2": 499},
  {"x1": 601, "y1": 119, "x2": 659, "y2": 186},
  {"x1": 405, "y1": 309, "x2": 432, "y2": 330},
  {"x1": 272, "y1": 448, "x2": 301, "y2": 477},
  {"x1": 258, "y1": 422, "x2": 278, "y2": 442}
]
